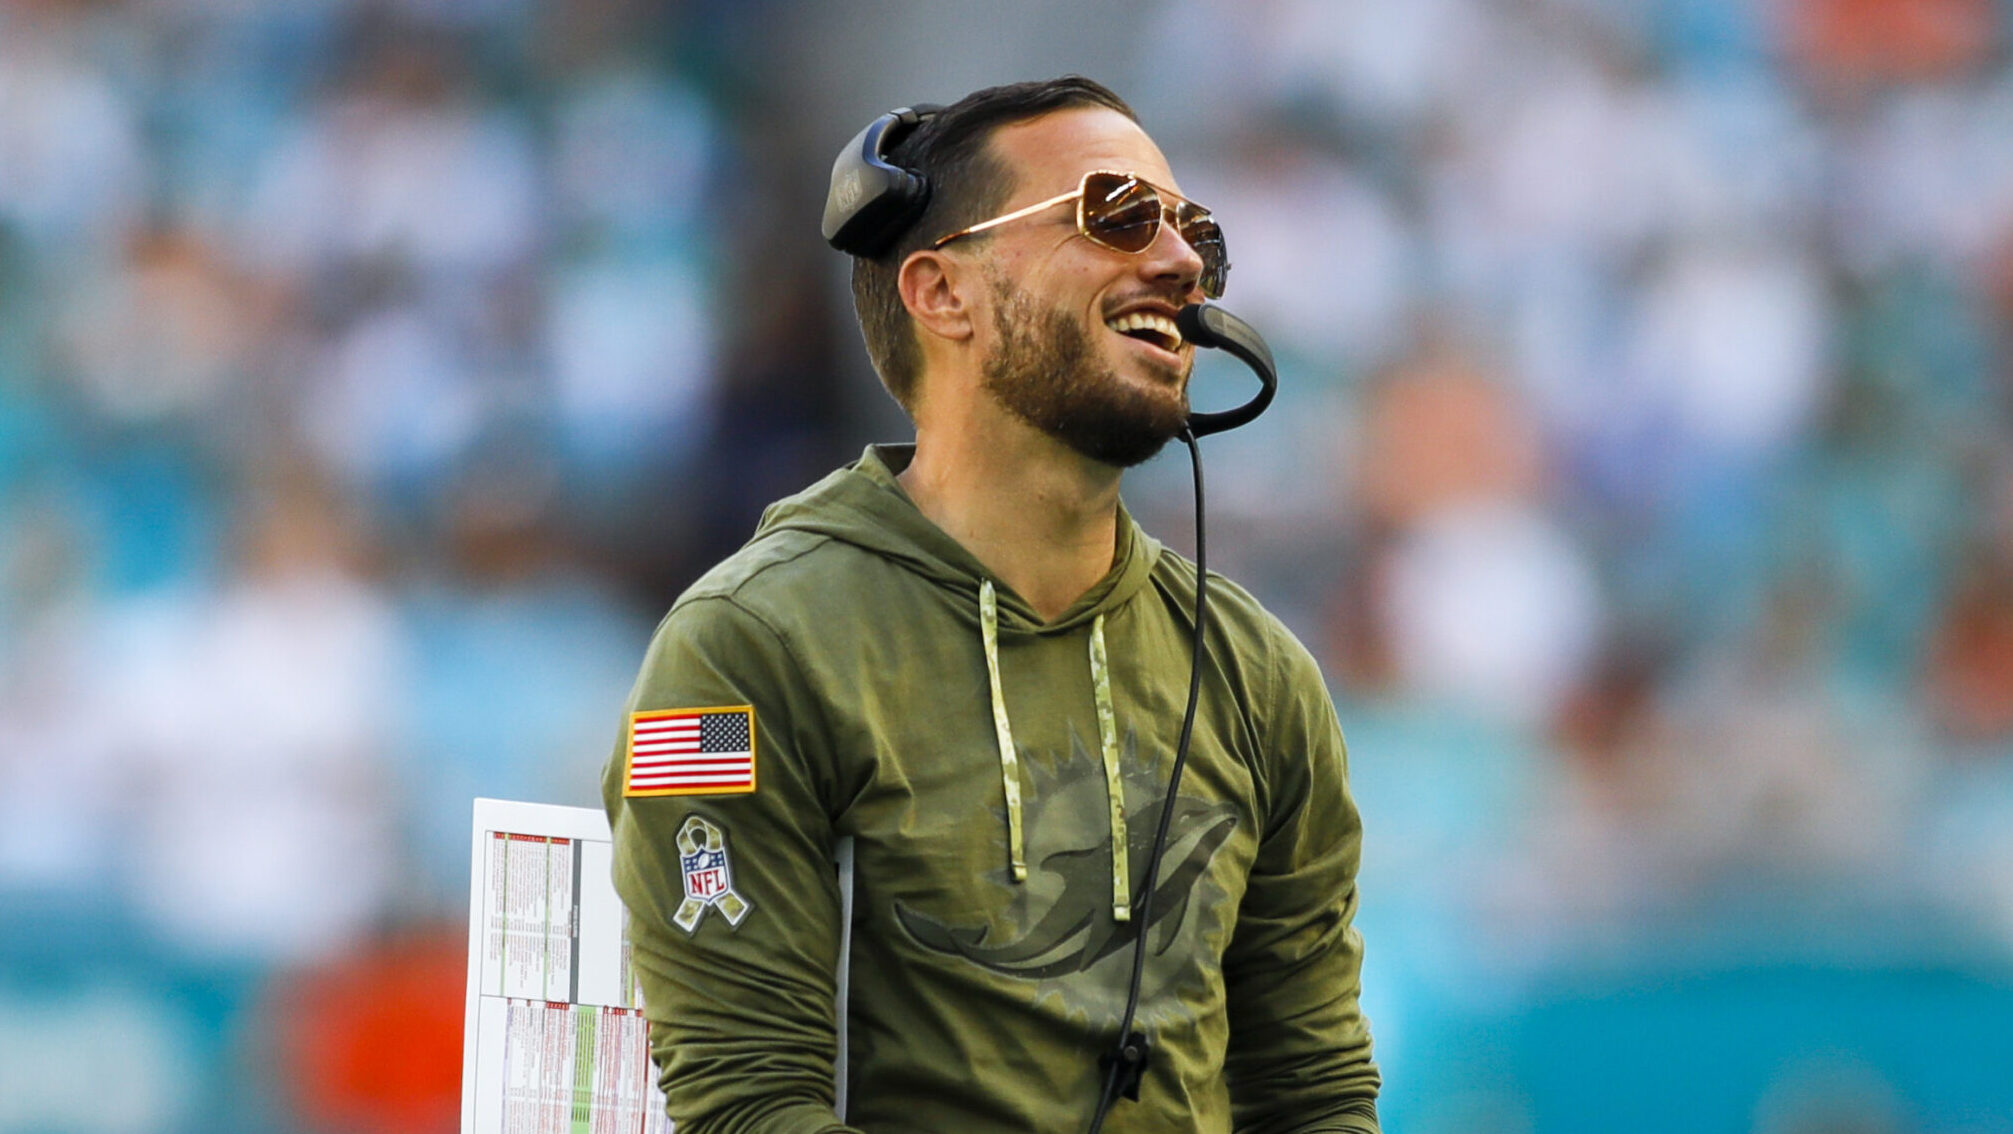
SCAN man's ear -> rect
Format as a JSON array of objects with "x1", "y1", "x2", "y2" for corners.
[{"x1": 898, "y1": 249, "x2": 977, "y2": 344}]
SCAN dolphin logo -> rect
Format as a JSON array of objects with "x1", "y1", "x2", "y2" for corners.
[{"x1": 896, "y1": 794, "x2": 1238, "y2": 980}]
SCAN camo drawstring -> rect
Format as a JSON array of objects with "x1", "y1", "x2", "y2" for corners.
[
  {"x1": 1089, "y1": 613, "x2": 1132, "y2": 921},
  {"x1": 979, "y1": 581, "x2": 1028, "y2": 883}
]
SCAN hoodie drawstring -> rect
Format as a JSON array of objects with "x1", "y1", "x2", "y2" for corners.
[
  {"x1": 1088, "y1": 614, "x2": 1132, "y2": 922},
  {"x1": 979, "y1": 581, "x2": 1029, "y2": 882},
  {"x1": 979, "y1": 580, "x2": 1132, "y2": 920}
]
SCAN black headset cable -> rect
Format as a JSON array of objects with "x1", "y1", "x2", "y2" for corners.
[{"x1": 1086, "y1": 425, "x2": 1211, "y2": 1134}]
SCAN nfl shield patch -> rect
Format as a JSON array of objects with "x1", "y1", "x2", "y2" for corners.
[{"x1": 673, "y1": 815, "x2": 750, "y2": 932}]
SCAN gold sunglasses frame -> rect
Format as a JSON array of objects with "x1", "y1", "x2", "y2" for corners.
[{"x1": 929, "y1": 170, "x2": 1229, "y2": 296}]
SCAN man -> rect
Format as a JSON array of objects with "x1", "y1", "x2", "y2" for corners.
[{"x1": 604, "y1": 76, "x2": 1379, "y2": 1133}]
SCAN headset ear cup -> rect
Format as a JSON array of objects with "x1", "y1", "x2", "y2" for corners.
[{"x1": 822, "y1": 106, "x2": 938, "y2": 257}]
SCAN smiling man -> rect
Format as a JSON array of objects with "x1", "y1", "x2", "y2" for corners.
[{"x1": 604, "y1": 77, "x2": 1379, "y2": 1133}]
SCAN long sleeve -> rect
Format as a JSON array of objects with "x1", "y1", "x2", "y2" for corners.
[
  {"x1": 604, "y1": 595, "x2": 861, "y2": 1134},
  {"x1": 1220, "y1": 629, "x2": 1381, "y2": 1134}
]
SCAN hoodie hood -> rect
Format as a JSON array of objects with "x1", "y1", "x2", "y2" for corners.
[{"x1": 753, "y1": 443, "x2": 1163, "y2": 635}]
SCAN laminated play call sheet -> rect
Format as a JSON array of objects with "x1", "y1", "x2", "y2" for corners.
[{"x1": 461, "y1": 798, "x2": 672, "y2": 1134}]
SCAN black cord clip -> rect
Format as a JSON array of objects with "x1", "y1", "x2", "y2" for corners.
[{"x1": 1099, "y1": 1031, "x2": 1153, "y2": 1102}]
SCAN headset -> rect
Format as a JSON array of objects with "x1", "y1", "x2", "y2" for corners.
[
  {"x1": 821, "y1": 105, "x2": 942, "y2": 259},
  {"x1": 823, "y1": 105, "x2": 1280, "y2": 1134}
]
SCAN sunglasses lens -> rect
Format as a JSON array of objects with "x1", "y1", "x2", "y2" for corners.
[
  {"x1": 1081, "y1": 173, "x2": 1162, "y2": 254},
  {"x1": 1179, "y1": 211, "x2": 1229, "y2": 298},
  {"x1": 1078, "y1": 173, "x2": 1232, "y2": 297}
]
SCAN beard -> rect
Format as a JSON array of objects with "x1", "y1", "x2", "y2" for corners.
[{"x1": 978, "y1": 273, "x2": 1190, "y2": 469}]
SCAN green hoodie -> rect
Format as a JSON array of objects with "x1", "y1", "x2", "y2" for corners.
[{"x1": 604, "y1": 445, "x2": 1378, "y2": 1134}]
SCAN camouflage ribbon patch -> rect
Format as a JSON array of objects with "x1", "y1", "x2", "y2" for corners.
[{"x1": 673, "y1": 814, "x2": 751, "y2": 932}]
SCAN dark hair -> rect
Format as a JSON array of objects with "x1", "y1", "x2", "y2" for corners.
[{"x1": 847, "y1": 76, "x2": 1138, "y2": 414}]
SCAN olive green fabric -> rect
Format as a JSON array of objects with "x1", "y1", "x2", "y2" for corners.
[{"x1": 604, "y1": 444, "x2": 1379, "y2": 1134}]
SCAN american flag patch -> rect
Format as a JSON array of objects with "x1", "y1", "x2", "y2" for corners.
[{"x1": 623, "y1": 706, "x2": 757, "y2": 797}]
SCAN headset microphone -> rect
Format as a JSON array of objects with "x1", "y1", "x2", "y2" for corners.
[{"x1": 1179, "y1": 303, "x2": 1277, "y2": 437}]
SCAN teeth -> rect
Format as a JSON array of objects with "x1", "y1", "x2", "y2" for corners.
[{"x1": 1105, "y1": 311, "x2": 1182, "y2": 347}]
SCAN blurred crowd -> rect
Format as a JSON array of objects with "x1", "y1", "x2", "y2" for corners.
[
  {"x1": 3, "y1": 0, "x2": 2013, "y2": 1130},
  {"x1": 1128, "y1": 0, "x2": 2013, "y2": 953}
]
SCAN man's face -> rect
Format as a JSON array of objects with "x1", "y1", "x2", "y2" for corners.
[
  {"x1": 979, "y1": 268, "x2": 1189, "y2": 468},
  {"x1": 962, "y1": 107, "x2": 1211, "y2": 467}
]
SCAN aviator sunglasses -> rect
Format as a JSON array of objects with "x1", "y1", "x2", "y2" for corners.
[{"x1": 931, "y1": 170, "x2": 1231, "y2": 298}]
